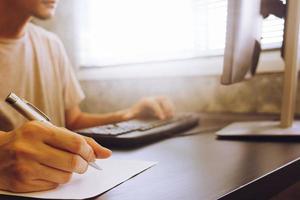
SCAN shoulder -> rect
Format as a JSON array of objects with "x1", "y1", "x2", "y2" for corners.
[{"x1": 26, "y1": 23, "x2": 63, "y2": 46}]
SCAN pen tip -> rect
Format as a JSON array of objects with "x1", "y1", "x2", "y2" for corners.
[{"x1": 89, "y1": 162, "x2": 102, "y2": 170}]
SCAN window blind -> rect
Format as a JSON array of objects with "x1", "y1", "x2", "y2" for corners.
[
  {"x1": 261, "y1": 15, "x2": 285, "y2": 49},
  {"x1": 195, "y1": 0, "x2": 227, "y2": 56},
  {"x1": 78, "y1": 0, "x2": 285, "y2": 67}
]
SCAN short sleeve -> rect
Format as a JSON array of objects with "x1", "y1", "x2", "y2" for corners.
[{"x1": 56, "y1": 38, "x2": 85, "y2": 110}]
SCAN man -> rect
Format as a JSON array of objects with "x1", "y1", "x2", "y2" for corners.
[{"x1": 0, "y1": 0, "x2": 174, "y2": 193}]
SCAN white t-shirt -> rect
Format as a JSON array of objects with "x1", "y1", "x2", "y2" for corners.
[{"x1": 0, "y1": 23, "x2": 85, "y2": 131}]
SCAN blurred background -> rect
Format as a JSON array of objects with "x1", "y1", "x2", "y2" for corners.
[{"x1": 34, "y1": 0, "x2": 298, "y2": 115}]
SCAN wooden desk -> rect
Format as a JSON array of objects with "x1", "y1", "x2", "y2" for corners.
[
  {"x1": 2, "y1": 113, "x2": 300, "y2": 200},
  {"x1": 94, "y1": 113, "x2": 300, "y2": 200}
]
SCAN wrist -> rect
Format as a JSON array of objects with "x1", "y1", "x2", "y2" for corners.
[{"x1": 117, "y1": 109, "x2": 134, "y2": 121}]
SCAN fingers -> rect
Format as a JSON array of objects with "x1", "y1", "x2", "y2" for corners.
[
  {"x1": 26, "y1": 180, "x2": 59, "y2": 192},
  {"x1": 8, "y1": 179, "x2": 58, "y2": 193},
  {"x1": 148, "y1": 98, "x2": 166, "y2": 120},
  {"x1": 3, "y1": 153, "x2": 72, "y2": 193},
  {"x1": 156, "y1": 96, "x2": 175, "y2": 118},
  {"x1": 84, "y1": 136, "x2": 112, "y2": 158},
  {"x1": 1, "y1": 122, "x2": 106, "y2": 193},
  {"x1": 32, "y1": 122, "x2": 96, "y2": 163},
  {"x1": 126, "y1": 96, "x2": 175, "y2": 120},
  {"x1": 35, "y1": 143, "x2": 89, "y2": 174},
  {"x1": 13, "y1": 122, "x2": 112, "y2": 173},
  {"x1": 11, "y1": 160, "x2": 72, "y2": 185},
  {"x1": 34, "y1": 163, "x2": 73, "y2": 184},
  {"x1": 146, "y1": 96, "x2": 175, "y2": 120}
]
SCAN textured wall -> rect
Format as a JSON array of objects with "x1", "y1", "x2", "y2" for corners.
[
  {"x1": 79, "y1": 72, "x2": 299, "y2": 115},
  {"x1": 34, "y1": 1, "x2": 300, "y2": 116}
]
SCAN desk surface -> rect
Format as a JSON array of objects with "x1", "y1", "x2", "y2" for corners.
[
  {"x1": 94, "y1": 113, "x2": 300, "y2": 200},
  {"x1": 2, "y1": 113, "x2": 300, "y2": 200}
]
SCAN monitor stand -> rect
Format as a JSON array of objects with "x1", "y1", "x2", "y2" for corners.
[
  {"x1": 216, "y1": 121, "x2": 300, "y2": 140},
  {"x1": 217, "y1": 0, "x2": 300, "y2": 140}
]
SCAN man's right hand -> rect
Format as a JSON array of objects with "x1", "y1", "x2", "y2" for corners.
[{"x1": 0, "y1": 121, "x2": 112, "y2": 193}]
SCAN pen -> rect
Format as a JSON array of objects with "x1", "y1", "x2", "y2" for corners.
[{"x1": 5, "y1": 92, "x2": 102, "y2": 170}]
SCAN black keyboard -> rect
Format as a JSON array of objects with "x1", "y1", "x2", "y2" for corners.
[{"x1": 76, "y1": 113, "x2": 199, "y2": 148}]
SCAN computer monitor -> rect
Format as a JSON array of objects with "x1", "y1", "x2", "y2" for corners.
[
  {"x1": 221, "y1": 0, "x2": 262, "y2": 85},
  {"x1": 217, "y1": 0, "x2": 300, "y2": 139}
]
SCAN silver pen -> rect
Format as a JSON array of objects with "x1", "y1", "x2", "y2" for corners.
[{"x1": 5, "y1": 92, "x2": 101, "y2": 170}]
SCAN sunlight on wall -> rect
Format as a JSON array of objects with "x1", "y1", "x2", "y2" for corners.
[{"x1": 78, "y1": 0, "x2": 196, "y2": 66}]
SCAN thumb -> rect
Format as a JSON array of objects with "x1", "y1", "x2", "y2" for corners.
[{"x1": 84, "y1": 136, "x2": 112, "y2": 158}]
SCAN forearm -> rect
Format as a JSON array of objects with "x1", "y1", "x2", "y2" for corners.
[
  {"x1": 66, "y1": 109, "x2": 131, "y2": 131},
  {"x1": 65, "y1": 96, "x2": 174, "y2": 131}
]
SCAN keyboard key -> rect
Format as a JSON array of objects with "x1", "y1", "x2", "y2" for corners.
[{"x1": 76, "y1": 113, "x2": 199, "y2": 148}]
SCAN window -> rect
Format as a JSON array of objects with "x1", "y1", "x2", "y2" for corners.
[
  {"x1": 77, "y1": 0, "x2": 285, "y2": 67},
  {"x1": 261, "y1": 15, "x2": 285, "y2": 49}
]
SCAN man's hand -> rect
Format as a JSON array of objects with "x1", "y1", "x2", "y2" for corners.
[
  {"x1": 0, "y1": 121, "x2": 111, "y2": 193},
  {"x1": 64, "y1": 96, "x2": 175, "y2": 130},
  {"x1": 124, "y1": 96, "x2": 175, "y2": 120}
]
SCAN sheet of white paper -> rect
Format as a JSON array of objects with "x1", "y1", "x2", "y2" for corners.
[{"x1": 0, "y1": 159, "x2": 156, "y2": 199}]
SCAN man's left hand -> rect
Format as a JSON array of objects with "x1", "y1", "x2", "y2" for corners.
[{"x1": 124, "y1": 96, "x2": 175, "y2": 120}]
